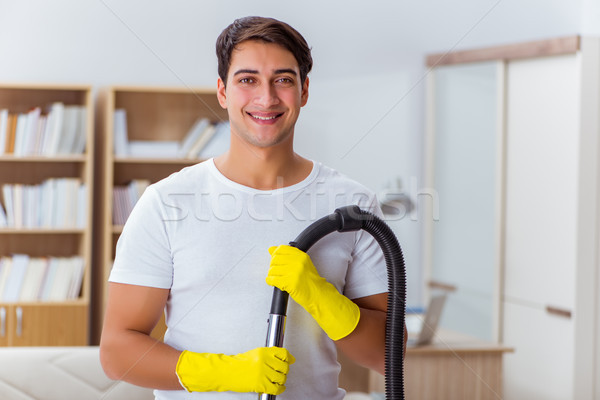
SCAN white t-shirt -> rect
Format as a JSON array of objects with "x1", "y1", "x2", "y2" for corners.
[{"x1": 110, "y1": 158, "x2": 388, "y2": 400}]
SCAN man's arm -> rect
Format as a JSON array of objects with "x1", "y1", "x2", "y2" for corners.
[
  {"x1": 99, "y1": 282, "x2": 183, "y2": 389},
  {"x1": 335, "y1": 292, "x2": 408, "y2": 375},
  {"x1": 100, "y1": 282, "x2": 295, "y2": 394}
]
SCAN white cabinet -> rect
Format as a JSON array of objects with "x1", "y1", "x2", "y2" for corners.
[
  {"x1": 504, "y1": 55, "x2": 580, "y2": 311},
  {"x1": 503, "y1": 41, "x2": 600, "y2": 400},
  {"x1": 425, "y1": 36, "x2": 600, "y2": 399},
  {"x1": 502, "y1": 302, "x2": 574, "y2": 400}
]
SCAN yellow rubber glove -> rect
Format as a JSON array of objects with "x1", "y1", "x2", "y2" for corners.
[
  {"x1": 175, "y1": 347, "x2": 295, "y2": 394},
  {"x1": 266, "y1": 245, "x2": 360, "y2": 341}
]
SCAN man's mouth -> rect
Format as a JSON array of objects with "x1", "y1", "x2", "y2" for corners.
[{"x1": 247, "y1": 112, "x2": 284, "y2": 121}]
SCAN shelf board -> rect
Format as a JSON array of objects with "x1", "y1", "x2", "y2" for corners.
[
  {"x1": 114, "y1": 156, "x2": 203, "y2": 165},
  {"x1": 0, "y1": 228, "x2": 85, "y2": 234},
  {"x1": 0, "y1": 299, "x2": 88, "y2": 306},
  {"x1": 0, "y1": 155, "x2": 86, "y2": 163}
]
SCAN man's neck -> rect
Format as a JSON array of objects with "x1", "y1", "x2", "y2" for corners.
[{"x1": 213, "y1": 143, "x2": 313, "y2": 190}]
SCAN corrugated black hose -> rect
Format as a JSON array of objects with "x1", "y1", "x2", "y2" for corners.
[{"x1": 261, "y1": 205, "x2": 406, "y2": 400}]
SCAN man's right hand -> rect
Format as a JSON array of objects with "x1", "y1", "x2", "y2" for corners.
[{"x1": 175, "y1": 347, "x2": 295, "y2": 395}]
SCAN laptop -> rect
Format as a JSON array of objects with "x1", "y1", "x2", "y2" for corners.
[{"x1": 406, "y1": 293, "x2": 447, "y2": 347}]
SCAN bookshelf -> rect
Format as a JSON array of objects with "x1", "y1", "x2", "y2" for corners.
[
  {"x1": 93, "y1": 86, "x2": 228, "y2": 342},
  {"x1": 0, "y1": 83, "x2": 93, "y2": 346}
]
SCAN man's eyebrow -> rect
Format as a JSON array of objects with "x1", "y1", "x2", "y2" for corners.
[
  {"x1": 232, "y1": 68, "x2": 298, "y2": 76},
  {"x1": 274, "y1": 68, "x2": 298, "y2": 76},
  {"x1": 233, "y1": 69, "x2": 258, "y2": 76}
]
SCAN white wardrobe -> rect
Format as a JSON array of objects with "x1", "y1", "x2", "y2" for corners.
[{"x1": 424, "y1": 36, "x2": 600, "y2": 399}]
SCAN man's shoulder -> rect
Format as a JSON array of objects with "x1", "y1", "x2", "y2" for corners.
[
  {"x1": 316, "y1": 163, "x2": 375, "y2": 195},
  {"x1": 151, "y1": 159, "x2": 213, "y2": 192}
]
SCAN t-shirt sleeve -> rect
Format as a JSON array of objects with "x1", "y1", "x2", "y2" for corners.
[
  {"x1": 343, "y1": 195, "x2": 389, "y2": 299},
  {"x1": 109, "y1": 185, "x2": 174, "y2": 289}
]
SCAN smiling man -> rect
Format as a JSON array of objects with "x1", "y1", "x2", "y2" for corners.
[{"x1": 100, "y1": 16, "x2": 400, "y2": 400}]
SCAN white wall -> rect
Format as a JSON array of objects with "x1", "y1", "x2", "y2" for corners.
[
  {"x1": 0, "y1": 0, "x2": 589, "y2": 307},
  {"x1": 296, "y1": 69, "x2": 425, "y2": 307}
]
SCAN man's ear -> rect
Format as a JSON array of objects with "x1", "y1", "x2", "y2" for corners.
[
  {"x1": 301, "y1": 76, "x2": 309, "y2": 107},
  {"x1": 217, "y1": 78, "x2": 227, "y2": 109}
]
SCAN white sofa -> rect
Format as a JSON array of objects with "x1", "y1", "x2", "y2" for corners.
[
  {"x1": 0, "y1": 347, "x2": 154, "y2": 400},
  {"x1": 0, "y1": 346, "x2": 375, "y2": 399}
]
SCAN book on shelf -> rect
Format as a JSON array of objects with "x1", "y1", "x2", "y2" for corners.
[
  {"x1": 186, "y1": 124, "x2": 217, "y2": 159},
  {"x1": 0, "y1": 103, "x2": 87, "y2": 157},
  {"x1": 113, "y1": 108, "x2": 129, "y2": 157},
  {"x1": 44, "y1": 102, "x2": 65, "y2": 156},
  {"x1": 55, "y1": 106, "x2": 79, "y2": 156},
  {"x1": 39, "y1": 258, "x2": 57, "y2": 301},
  {"x1": 112, "y1": 110, "x2": 230, "y2": 159},
  {"x1": 12, "y1": 184, "x2": 23, "y2": 228},
  {"x1": 0, "y1": 258, "x2": 11, "y2": 299},
  {"x1": 0, "y1": 109, "x2": 8, "y2": 154},
  {"x1": 1, "y1": 178, "x2": 86, "y2": 229},
  {"x1": 19, "y1": 257, "x2": 48, "y2": 302},
  {"x1": 67, "y1": 257, "x2": 85, "y2": 300},
  {"x1": 196, "y1": 121, "x2": 230, "y2": 159},
  {"x1": 12, "y1": 114, "x2": 28, "y2": 157},
  {"x1": 5, "y1": 113, "x2": 17, "y2": 154},
  {"x1": 0, "y1": 255, "x2": 84, "y2": 302},
  {"x1": 46, "y1": 258, "x2": 72, "y2": 301},
  {"x1": 0, "y1": 199, "x2": 7, "y2": 227},
  {"x1": 2, "y1": 254, "x2": 29, "y2": 302},
  {"x1": 128, "y1": 140, "x2": 180, "y2": 158},
  {"x1": 77, "y1": 185, "x2": 87, "y2": 228},
  {"x1": 1, "y1": 185, "x2": 14, "y2": 227},
  {"x1": 112, "y1": 179, "x2": 150, "y2": 225},
  {"x1": 179, "y1": 117, "x2": 211, "y2": 157},
  {"x1": 21, "y1": 107, "x2": 41, "y2": 156}
]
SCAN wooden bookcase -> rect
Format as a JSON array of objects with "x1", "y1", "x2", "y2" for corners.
[
  {"x1": 0, "y1": 83, "x2": 93, "y2": 346},
  {"x1": 93, "y1": 86, "x2": 228, "y2": 342}
]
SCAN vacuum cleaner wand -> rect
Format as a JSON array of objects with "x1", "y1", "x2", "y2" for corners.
[{"x1": 260, "y1": 205, "x2": 406, "y2": 400}]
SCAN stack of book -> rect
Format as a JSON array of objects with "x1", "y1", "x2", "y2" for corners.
[
  {"x1": 0, "y1": 178, "x2": 87, "y2": 229},
  {"x1": 0, "y1": 255, "x2": 85, "y2": 302},
  {"x1": 112, "y1": 179, "x2": 150, "y2": 226},
  {"x1": 0, "y1": 103, "x2": 87, "y2": 156},
  {"x1": 178, "y1": 117, "x2": 230, "y2": 159},
  {"x1": 113, "y1": 110, "x2": 230, "y2": 159}
]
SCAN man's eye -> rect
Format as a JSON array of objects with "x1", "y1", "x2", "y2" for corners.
[
  {"x1": 277, "y1": 77, "x2": 293, "y2": 84},
  {"x1": 239, "y1": 77, "x2": 255, "y2": 84}
]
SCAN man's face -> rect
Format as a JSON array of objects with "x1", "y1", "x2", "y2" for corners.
[{"x1": 217, "y1": 40, "x2": 309, "y2": 150}]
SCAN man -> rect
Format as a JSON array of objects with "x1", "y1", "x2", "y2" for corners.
[{"x1": 100, "y1": 16, "x2": 402, "y2": 399}]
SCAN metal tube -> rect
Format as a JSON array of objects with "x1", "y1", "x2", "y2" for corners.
[{"x1": 259, "y1": 313, "x2": 287, "y2": 400}]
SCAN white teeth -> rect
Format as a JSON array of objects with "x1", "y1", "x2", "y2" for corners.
[{"x1": 251, "y1": 114, "x2": 278, "y2": 120}]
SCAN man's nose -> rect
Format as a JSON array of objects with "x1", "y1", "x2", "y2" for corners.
[{"x1": 253, "y1": 84, "x2": 280, "y2": 108}]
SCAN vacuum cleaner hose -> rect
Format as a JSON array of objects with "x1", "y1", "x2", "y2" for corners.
[{"x1": 261, "y1": 205, "x2": 406, "y2": 400}]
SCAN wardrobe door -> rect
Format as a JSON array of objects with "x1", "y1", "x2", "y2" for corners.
[
  {"x1": 503, "y1": 54, "x2": 580, "y2": 311},
  {"x1": 503, "y1": 54, "x2": 580, "y2": 399}
]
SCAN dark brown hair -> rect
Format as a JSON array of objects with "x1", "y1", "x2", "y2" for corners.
[{"x1": 216, "y1": 16, "x2": 313, "y2": 86}]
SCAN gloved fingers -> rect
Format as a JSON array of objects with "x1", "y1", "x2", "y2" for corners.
[
  {"x1": 268, "y1": 254, "x2": 304, "y2": 269},
  {"x1": 269, "y1": 248, "x2": 315, "y2": 274},
  {"x1": 266, "y1": 356, "x2": 292, "y2": 376},
  {"x1": 260, "y1": 348, "x2": 293, "y2": 395},
  {"x1": 269, "y1": 244, "x2": 308, "y2": 258},
  {"x1": 262, "y1": 347, "x2": 295, "y2": 376},
  {"x1": 264, "y1": 365, "x2": 289, "y2": 383},
  {"x1": 272, "y1": 348, "x2": 296, "y2": 364},
  {"x1": 266, "y1": 259, "x2": 303, "y2": 288},
  {"x1": 262, "y1": 382, "x2": 287, "y2": 396},
  {"x1": 263, "y1": 347, "x2": 295, "y2": 366}
]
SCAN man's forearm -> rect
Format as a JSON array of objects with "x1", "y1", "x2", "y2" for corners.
[
  {"x1": 335, "y1": 306, "x2": 387, "y2": 374},
  {"x1": 100, "y1": 328, "x2": 182, "y2": 389}
]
